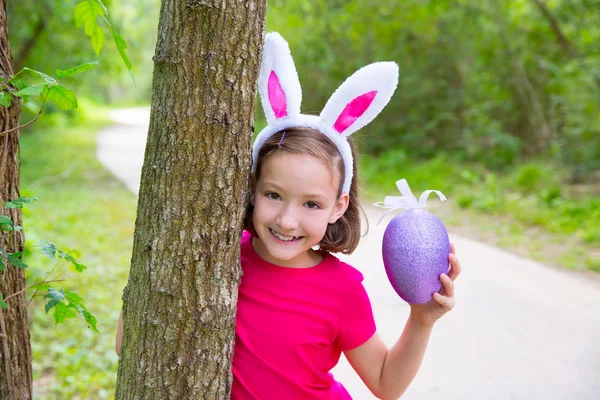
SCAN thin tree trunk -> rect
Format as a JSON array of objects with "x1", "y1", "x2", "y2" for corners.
[
  {"x1": 0, "y1": 1, "x2": 32, "y2": 399},
  {"x1": 530, "y1": 0, "x2": 578, "y2": 57},
  {"x1": 115, "y1": 1, "x2": 265, "y2": 399},
  {"x1": 13, "y1": 6, "x2": 51, "y2": 71}
]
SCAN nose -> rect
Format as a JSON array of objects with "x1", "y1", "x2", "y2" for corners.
[{"x1": 276, "y1": 205, "x2": 299, "y2": 231}]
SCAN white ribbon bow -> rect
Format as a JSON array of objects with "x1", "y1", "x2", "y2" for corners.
[{"x1": 372, "y1": 179, "x2": 447, "y2": 225}]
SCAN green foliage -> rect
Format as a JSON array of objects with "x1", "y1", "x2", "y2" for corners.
[
  {"x1": 266, "y1": 0, "x2": 600, "y2": 178},
  {"x1": 8, "y1": 0, "x2": 156, "y2": 105},
  {"x1": 74, "y1": 0, "x2": 132, "y2": 72},
  {"x1": 0, "y1": 215, "x2": 16, "y2": 230},
  {"x1": 44, "y1": 288, "x2": 98, "y2": 332},
  {"x1": 1, "y1": 62, "x2": 99, "y2": 118},
  {"x1": 6, "y1": 252, "x2": 29, "y2": 269},
  {"x1": 0, "y1": 199, "x2": 95, "y2": 336},
  {"x1": 45, "y1": 84, "x2": 79, "y2": 110},
  {"x1": 5, "y1": 197, "x2": 37, "y2": 209},
  {"x1": 363, "y1": 150, "x2": 599, "y2": 271},
  {"x1": 20, "y1": 112, "x2": 136, "y2": 399},
  {"x1": 57, "y1": 61, "x2": 99, "y2": 79}
]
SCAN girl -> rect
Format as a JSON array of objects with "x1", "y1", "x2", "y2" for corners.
[
  {"x1": 117, "y1": 32, "x2": 461, "y2": 399},
  {"x1": 230, "y1": 33, "x2": 460, "y2": 399}
]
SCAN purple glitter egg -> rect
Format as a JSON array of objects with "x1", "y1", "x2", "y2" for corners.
[{"x1": 382, "y1": 208, "x2": 450, "y2": 304}]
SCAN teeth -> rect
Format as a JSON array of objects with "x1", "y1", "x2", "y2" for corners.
[{"x1": 271, "y1": 229, "x2": 298, "y2": 241}]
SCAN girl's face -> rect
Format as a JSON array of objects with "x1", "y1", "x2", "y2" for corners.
[{"x1": 251, "y1": 152, "x2": 349, "y2": 268}]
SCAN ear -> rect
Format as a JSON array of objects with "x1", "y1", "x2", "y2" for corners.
[
  {"x1": 320, "y1": 62, "x2": 399, "y2": 138},
  {"x1": 258, "y1": 32, "x2": 302, "y2": 124},
  {"x1": 328, "y1": 192, "x2": 350, "y2": 224}
]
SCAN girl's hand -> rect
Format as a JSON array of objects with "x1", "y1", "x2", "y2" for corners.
[{"x1": 409, "y1": 243, "x2": 461, "y2": 327}]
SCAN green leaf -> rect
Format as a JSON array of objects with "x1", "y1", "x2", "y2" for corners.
[
  {"x1": 58, "y1": 249, "x2": 74, "y2": 263},
  {"x1": 74, "y1": 262, "x2": 87, "y2": 272},
  {"x1": 56, "y1": 61, "x2": 99, "y2": 79},
  {"x1": 0, "y1": 215, "x2": 13, "y2": 228},
  {"x1": 44, "y1": 288, "x2": 66, "y2": 314},
  {"x1": 92, "y1": 0, "x2": 108, "y2": 16},
  {"x1": 5, "y1": 197, "x2": 37, "y2": 209},
  {"x1": 58, "y1": 249, "x2": 87, "y2": 272},
  {"x1": 14, "y1": 84, "x2": 46, "y2": 97},
  {"x1": 0, "y1": 92, "x2": 12, "y2": 107},
  {"x1": 46, "y1": 85, "x2": 78, "y2": 110},
  {"x1": 0, "y1": 258, "x2": 5, "y2": 272},
  {"x1": 66, "y1": 249, "x2": 81, "y2": 259},
  {"x1": 68, "y1": 301, "x2": 99, "y2": 332},
  {"x1": 80, "y1": 307, "x2": 99, "y2": 332},
  {"x1": 52, "y1": 302, "x2": 77, "y2": 323},
  {"x1": 10, "y1": 78, "x2": 27, "y2": 91},
  {"x1": 74, "y1": 1, "x2": 97, "y2": 30},
  {"x1": 44, "y1": 289, "x2": 99, "y2": 331},
  {"x1": 64, "y1": 290, "x2": 84, "y2": 306},
  {"x1": 0, "y1": 294, "x2": 7, "y2": 310},
  {"x1": 21, "y1": 68, "x2": 56, "y2": 84},
  {"x1": 40, "y1": 241, "x2": 57, "y2": 261},
  {"x1": 112, "y1": 29, "x2": 132, "y2": 70},
  {"x1": 0, "y1": 215, "x2": 21, "y2": 232},
  {"x1": 74, "y1": 0, "x2": 106, "y2": 38},
  {"x1": 7, "y1": 252, "x2": 28, "y2": 269},
  {"x1": 91, "y1": 27, "x2": 104, "y2": 56}
]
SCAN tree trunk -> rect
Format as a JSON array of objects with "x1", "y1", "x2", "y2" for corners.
[
  {"x1": 0, "y1": 1, "x2": 32, "y2": 399},
  {"x1": 115, "y1": 1, "x2": 265, "y2": 399}
]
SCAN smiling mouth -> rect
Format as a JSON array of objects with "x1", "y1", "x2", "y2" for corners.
[{"x1": 270, "y1": 228, "x2": 302, "y2": 242}]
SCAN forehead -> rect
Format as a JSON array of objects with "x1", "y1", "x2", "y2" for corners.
[{"x1": 258, "y1": 152, "x2": 339, "y2": 197}]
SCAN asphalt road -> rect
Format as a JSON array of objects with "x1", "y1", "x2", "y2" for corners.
[{"x1": 98, "y1": 108, "x2": 600, "y2": 400}]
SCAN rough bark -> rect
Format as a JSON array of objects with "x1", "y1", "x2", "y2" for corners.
[
  {"x1": 115, "y1": 0, "x2": 265, "y2": 399},
  {"x1": 0, "y1": 0, "x2": 32, "y2": 399}
]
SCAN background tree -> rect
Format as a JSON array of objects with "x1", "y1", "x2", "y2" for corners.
[
  {"x1": 115, "y1": 0, "x2": 266, "y2": 398},
  {"x1": 0, "y1": 1, "x2": 30, "y2": 398}
]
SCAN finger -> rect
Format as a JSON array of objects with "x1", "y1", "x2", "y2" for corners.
[
  {"x1": 433, "y1": 292, "x2": 455, "y2": 311},
  {"x1": 440, "y1": 273, "x2": 454, "y2": 298},
  {"x1": 450, "y1": 242, "x2": 456, "y2": 255},
  {"x1": 448, "y1": 254, "x2": 462, "y2": 281}
]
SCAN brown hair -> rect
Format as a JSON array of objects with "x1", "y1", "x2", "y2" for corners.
[{"x1": 244, "y1": 127, "x2": 365, "y2": 254}]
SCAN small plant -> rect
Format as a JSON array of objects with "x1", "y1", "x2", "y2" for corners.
[{"x1": 0, "y1": 198, "x2": 97, "y2": 331}]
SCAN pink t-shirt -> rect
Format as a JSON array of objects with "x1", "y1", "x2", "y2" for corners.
[{"x1": 231, "y1": 231, "x2": 376, "y2": 400}]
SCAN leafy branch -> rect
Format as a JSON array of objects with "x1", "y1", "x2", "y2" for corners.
[
  {"x1": 0, "y1": 62, "x2": 98, "y2": 137},
  {"x1": 0, "y1": 0, "x2": 133, "y2": 136},
  {"x1": 0, "y1": 198, "x2": 97, "y2": 331},
  {"x1": 74, "y1": 0, "x2": 132, "y2": 74},
  {"x1": 3, "y1": 278, "x2": 66, "y2": 304}
]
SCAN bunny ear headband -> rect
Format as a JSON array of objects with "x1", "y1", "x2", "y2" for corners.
[{"x1": 252, "y1": 32, "x2": 399, "y2": 193}]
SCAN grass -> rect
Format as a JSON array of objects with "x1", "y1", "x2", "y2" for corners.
[
  {"x1": 360, "y1": 149, "x2": 600, "y2": 273},
  {"x1": 20, "y1": 105, "x2": 137, "y2": 399}
]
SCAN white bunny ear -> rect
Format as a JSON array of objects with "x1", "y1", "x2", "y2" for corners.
[
  {"x1": 258, "y1": 32, "x2": 302, "y2": 124},
  {"x1": 320, "y1": 62, "x2": 398, "y2": 138}
]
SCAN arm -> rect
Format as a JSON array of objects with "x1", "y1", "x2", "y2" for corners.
[
  {"x1": 346, "y1": 246, "x2": 461, "y2": 399},
  {"x1": 345, "y1": 313, "x2": 433, "y2": 399},
  {"x1": 116, "y1": 309, "x2": 124, "y2": 356}
]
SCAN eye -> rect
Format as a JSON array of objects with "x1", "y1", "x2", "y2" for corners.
[
  {"x1": 266, "y1": 192, "x2": 281, "y2": 200},
  {"x1": 305, "y1": 201, "x2": 320, "y2": 210}
]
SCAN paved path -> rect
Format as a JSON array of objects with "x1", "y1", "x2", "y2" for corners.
[{"x1": 98, "y1": 108, "x2": 600, "y2": 400}]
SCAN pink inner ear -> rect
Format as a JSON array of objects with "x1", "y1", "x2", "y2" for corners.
[
  {"x1": 333, "y1": 91, "x2": 377, "y2": 133},
  {"x1": 268, "y1": 71, "x2": 287, "y2": 119}
]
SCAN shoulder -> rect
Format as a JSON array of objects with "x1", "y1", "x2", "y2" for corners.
[{"x1": 323, "y1": 253, "x2": 366, "y2": 288}]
